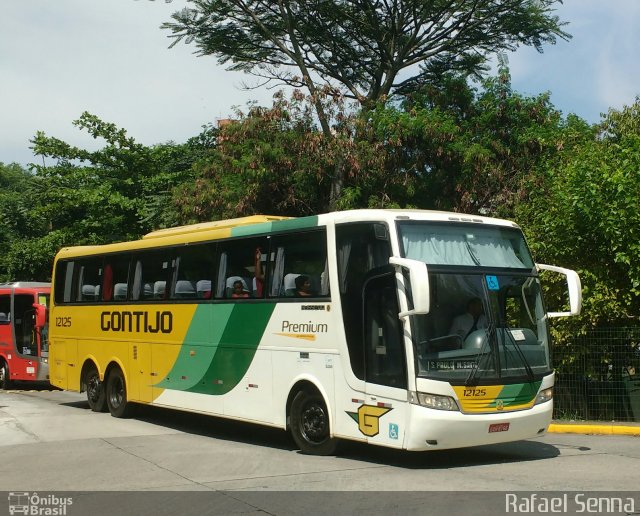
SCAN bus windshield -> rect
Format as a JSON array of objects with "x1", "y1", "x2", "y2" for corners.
[
  {"x1": 409, "y1": 272, "x2": 551, "y2": 383},
  {"x1": 398, "y1": 221, "x2": 549, "y2": 383}
]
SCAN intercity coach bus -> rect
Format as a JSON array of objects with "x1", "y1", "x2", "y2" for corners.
[
  {"x1": 0, "y1": 282, "x2": 50, "y2": 388},
  {"x1": 49, "y1": 210, "x2": 581, "y2": 454}
]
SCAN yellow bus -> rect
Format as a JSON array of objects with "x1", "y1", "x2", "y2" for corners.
[{"x1": 49, "y1": 210, "x2": 581, "y2": 455}]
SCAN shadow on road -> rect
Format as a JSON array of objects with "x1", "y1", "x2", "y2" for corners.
[{"x1": 59, "y1": 397, "x2": 561, "y2": 469}]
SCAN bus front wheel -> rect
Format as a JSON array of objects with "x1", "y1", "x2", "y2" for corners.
[
  {"x1": 85, "y1": 366, "x2": 107, "y2": 412},
  {"x1": 106, "y1": 368, "x2": 134, "y2": 418},
  {"x1": 0, "y1": 362, "x2": 11, "y2": 390},
  {"x1": 290, "y1": 390, "x2": 338, "y2": 456}
]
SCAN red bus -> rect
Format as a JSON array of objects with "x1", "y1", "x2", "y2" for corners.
[{"x1": 0, "y1": 282, "x2": 50, "y2": 388}]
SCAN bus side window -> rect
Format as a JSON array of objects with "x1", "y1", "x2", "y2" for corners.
[
  {"x1": 268, "y1": 230, "x2": 329, "y2": 299},
  {"x1": 216, "y1": 237, "x2": 268, "y2": 299},
  {"x1": 172, "y1": 244, "x2": 216, "y2": 300},
  {"x1": 74, "y1": 259, "x2": 103, "y2": 304},
  {"x1": 0, "y1": 295, "x2": 10, "y2": 325},
  {"x1": 132, "y1": 251, "x2": 174, "y2": 301},
  {"x1": 54, "y1": 261, "x2": 75, "y2": 304},
  {"x1": 102, "y1": 254, "x2": 131, "y2": 302}
]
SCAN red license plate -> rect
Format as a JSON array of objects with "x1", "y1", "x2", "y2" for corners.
[{"x1": 488, "y1": 423, "x2": 510, "y2": 433}]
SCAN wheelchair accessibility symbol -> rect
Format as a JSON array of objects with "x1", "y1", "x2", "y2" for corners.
[
  {"x1": 389, "y1": 423, "x2": 399, "y2": 440},
  {"x1": 486, "y1": 275, "x2": 500, "y2": 291}
]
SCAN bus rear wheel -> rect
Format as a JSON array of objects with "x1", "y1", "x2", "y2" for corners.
[
  {"x1": 105, "y1": 368, "x2": 134, "y2": 418},
  {"x1": 290, "y1": 390, "x2": 338, "y2": 456},
  {"x1": 85, "y1": 366, "x2": 107, "y2": 412}
]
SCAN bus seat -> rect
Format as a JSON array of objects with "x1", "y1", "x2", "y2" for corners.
[
  {"x1": 154, "y1": 281, "x2": 166, "y2": 299},
  {"x1": 0, "y1": 312, "x2": 9, "y2": 324},
  {"x1": 196, "y1": 280, "x2": 212, "y2": 299},
  {"x1": 175, "y1": 280, "x2": 196, "y2": 298},
  {"x1": 114, "y1": 283, "x2": 128, "y2": 301},
  {"x1": 225, "y1": 276, "x2": 249, "y2": 297},
  {"x1": 81, "y1": 284, "x2": 97, "y2": 301},
  {"x1": 283, "y1": 273, "x2": 300, "y2": 296}
]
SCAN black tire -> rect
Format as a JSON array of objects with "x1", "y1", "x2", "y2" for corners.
[
  {"x1": 290, "y1": 389, "x2": 338, "y2": 456},
  {"x1": 0, "y1": 362, "x2": 12, "y2": 390},
  {"x1": 105, "y1": 367, "x2": 135, "y2": 418},
  {"x1": 85, "y1": 366, "x2": 107, "y2": 412}
]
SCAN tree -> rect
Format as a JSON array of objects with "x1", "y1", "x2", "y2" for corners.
[
  {"x1": 0, "y1": 163, "x2": 39, "y2": 281},
  {"x1": 516, "y1": 97, "x2": 640, "y2": 331},
  {"x1": 171, "y1": 90, "x2": 409, "y2": 223},
  {"x1": 161, "y1": 0, "x2": 570, "y2": 206},
  {"x1": 0, "y1": 113, "x2": 215, "y2": 281}
]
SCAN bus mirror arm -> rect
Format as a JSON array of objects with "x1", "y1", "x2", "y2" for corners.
[
  {"x1": 32, "y1": 303, "x2": 47, "y2": 329},
  {"x1": 389, "y1": 257, "x2": 430, "y2": 318},
  {"x1": 536, "y1": 263, "x2": 582, "y2": 317}
]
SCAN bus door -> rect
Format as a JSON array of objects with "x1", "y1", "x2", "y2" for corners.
[
  {"x1": 361, "y1": 270, "x2": 409, "y2": 448},
  {"x1": 0, "y1": 292, "x2": 13, "y2": 360},
  {"x1": 13, "y1": 291, "x2": 40, "y2": 380}
]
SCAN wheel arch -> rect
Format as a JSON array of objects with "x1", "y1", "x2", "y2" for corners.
[
  {"x1": 285, "y1": 377, "x2": 334, "y2": 435},
  {"x1": 79, "y1": 358, "x2": 101, "y2": 393},
  {"x1": 104, "y1": 358, "x2": 128, "y2": 385}
]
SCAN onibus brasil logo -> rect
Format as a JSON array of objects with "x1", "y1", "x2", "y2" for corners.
[{"x1": 8, "y1": 492, "x2": 73, "y2": 515}]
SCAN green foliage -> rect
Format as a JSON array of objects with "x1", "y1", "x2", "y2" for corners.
[
  {"x1": 0, "y1": 113, "x2": 214, "y2": 281},
  {"x1": 164, "y1": 0, "x2": 569, "y2": 105},
  {"x1": 172, "y1": 91, "x2": 402, "y2": 221},
  {"x1": 517, "y1": 98, "x2": 640, "y2": 333},
  {"x1": 163, "y1": 0, "x2": 569, "y2": 203}
]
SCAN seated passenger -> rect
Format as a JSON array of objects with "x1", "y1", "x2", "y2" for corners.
[
  {"x1": 231, "y1": 280, "x2": 249, "y2": 298},
  {"x1": 449, "y1": 297, "x2": 487, "y2": 340},
  {"x1": 294, "y1": 275, "x2": 315, "y2": 297}
]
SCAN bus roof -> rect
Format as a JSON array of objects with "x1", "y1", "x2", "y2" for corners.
[
  {"x1": 142, "y1": 215, "x2": 292, "y2": 240},
  {"x1": 53, "y1": 209, "x2": 520, "y2": 260},
  {"x1": 0, "y1": 282, "x2": 51, "y2": 290}
]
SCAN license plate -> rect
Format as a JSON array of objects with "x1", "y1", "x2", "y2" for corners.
[{"x1": 489, "y1": 423, "x2": 510, "y2": 433}]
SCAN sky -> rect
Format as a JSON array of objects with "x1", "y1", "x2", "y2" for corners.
[{"x1": 1, "y1": 0, "x2": 639, "y2": 168}]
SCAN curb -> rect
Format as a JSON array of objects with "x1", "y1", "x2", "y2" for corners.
[{"x1": 548, "y1": 423, "x2": 640, "y2": 436}]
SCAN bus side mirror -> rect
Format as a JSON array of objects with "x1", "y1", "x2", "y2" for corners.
[
  {"x1": 33, "y1": 303, "x2": 47, "y2": 328},
  {"x1": 536, "y1": 264, "x2": 582, "y2": 317},
  {"x1": 389, "y1": 257, "x2": 430, "y2": 318}
]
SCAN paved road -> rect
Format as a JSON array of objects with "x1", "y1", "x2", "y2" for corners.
[{"x1": 0, "y1": 388, "x2": 638, "y2": 514}]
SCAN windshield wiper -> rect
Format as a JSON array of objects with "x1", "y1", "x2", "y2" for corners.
[
  {"x1": 503, "y1": 328, "x2": 535, "y2": 382},
  {"x1": 465, "y1": 320, "x2": 495, "y2": 386}
]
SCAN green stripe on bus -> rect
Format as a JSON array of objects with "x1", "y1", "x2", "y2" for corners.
[
  {"x1": 231, "y1": 216, "x2": 319, "y2": 237},
  {"x1": 184, "y1": 303, "x2": 276, "y2": 395},
  {"x1": 492, "y1": 381, "x2": 541, "y2": 408},
  {"x1": 154, "y1": 304, "x2": 234, "y2": 390}
]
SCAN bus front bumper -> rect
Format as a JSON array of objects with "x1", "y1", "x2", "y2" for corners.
[{"x1": 403, "y1": 401, "x2": 553, "y2": 451}]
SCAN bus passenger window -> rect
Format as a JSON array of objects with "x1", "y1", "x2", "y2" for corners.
[
  {"x1": 172, "y1": 244, "x2": 216, "y2": 300},
  {"x1": 75, "y1": 259, "x2": 102, "y2": 303},
  {"x1": 268, "y1": 230, "x2": 329, "y2": 299},
  {"x1": 54, "y1": 261, "x2": 75, "y2": 304},
  {"x1": 102, "y1": 254, "x2": 130, "y2": 302},
  {"x1": 216, "y1": 237, "x2": 268, "y2": 299},
  {"x1": 131, "y1": 251, "x2": 173, "y2": 301}
]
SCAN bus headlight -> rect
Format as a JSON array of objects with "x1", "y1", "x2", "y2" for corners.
[
  {"x1": 534, "y1": 387, "x2": 553, "y2": 405},
  {"x1": 410, "y1": 391, "x2": 459, "y2": 411}
]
